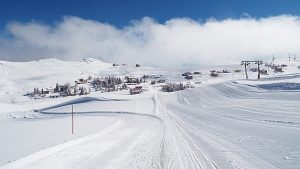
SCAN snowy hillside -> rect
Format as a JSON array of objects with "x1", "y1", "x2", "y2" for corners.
[
  {"x1": 0, "y1": 58, "x2": 111, "y2": 97},
  {"x1": 0, "y1": 58, "x2": 300, "y2": 169}
]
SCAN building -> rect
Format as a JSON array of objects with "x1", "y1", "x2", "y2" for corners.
[
  {"x1": 130, "y1": 86, "x2": 143, "y2": 95},
  {"x1": 185, "y1": 75, "x2": 193, "y2": 80},
  {"x1": 75, "y1": 78, "x2": 87, "y2": 84}
]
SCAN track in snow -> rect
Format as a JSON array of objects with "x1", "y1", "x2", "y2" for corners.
[{"x1": 154, "y1": 81, "x2": 300, "y2": 169}]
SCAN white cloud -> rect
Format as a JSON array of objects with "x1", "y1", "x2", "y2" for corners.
[{"x1": 1, "y1": 15, "x2": 300, "y2": 66}]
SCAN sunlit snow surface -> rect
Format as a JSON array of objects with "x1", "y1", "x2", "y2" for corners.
[{"x1": 0, "y1": 58, "x2": 300, "y2": 169}]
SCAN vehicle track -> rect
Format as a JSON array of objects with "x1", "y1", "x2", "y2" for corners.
[{"x1": 155, "y1": 93, "x2": 232, "y2": 169}]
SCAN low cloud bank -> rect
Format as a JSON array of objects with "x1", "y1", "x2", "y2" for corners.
[{"x1": 1, "y1": 15, "x2": 300, "y2": 66}]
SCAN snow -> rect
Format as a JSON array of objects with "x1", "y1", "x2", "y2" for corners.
[
  {"x1": 161, "y1": 82, "x2": 300, "y2": 168},
  {"x1": 0, "y1": 115, "x2": 118, "y2": 165},
  {"x1": 1, "y1": 114, "x2": 164, "y2": 169},
  {"x1": 0, "y1": 57, "x2": 300, "y2": 168}
]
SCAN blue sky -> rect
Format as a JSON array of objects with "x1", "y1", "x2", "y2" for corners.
[
  {"x1": 1, "y1": 0, "x2": 300, "y2": 28},
  {"x1": 1, "y1": 0, "x2": 300, "y2": 64}
]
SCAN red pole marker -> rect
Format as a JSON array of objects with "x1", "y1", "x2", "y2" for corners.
[{"x1": 72, "y1": 105, "x2": 74, "y2": 134}]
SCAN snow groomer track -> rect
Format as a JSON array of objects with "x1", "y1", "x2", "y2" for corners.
[{"x1": 2, "y1": 80, "x2": 300, "y2": 169}]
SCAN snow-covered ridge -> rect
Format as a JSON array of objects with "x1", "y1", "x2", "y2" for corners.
[{"x1": 0, "y1": 57, "x2": 108, "y2": 64}]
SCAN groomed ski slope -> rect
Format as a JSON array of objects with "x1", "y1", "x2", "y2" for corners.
[
  {"x1": 0, "y1": 58, "x2": 300, "y2": 169},
  {"x1": 2, "y1": 79, "x2": 300, "y2": 169},
  {"x1": 156, "y1": 81, "x2": 300, "y2": 169}
]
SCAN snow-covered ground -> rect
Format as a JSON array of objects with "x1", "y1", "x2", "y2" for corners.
[{"x1": 0, "y1": 58, "x2": 300, "y2": 169}]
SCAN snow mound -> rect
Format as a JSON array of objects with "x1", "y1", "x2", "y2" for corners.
[
  {"x1": 35, "y1": 58, "x2": 63, "y2": 63},
  {"x1": 39, "y1": 97, "x2": 124, "y2": 112}
]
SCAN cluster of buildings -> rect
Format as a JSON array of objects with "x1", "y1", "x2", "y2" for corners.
[
  {"x1": 92, "y1": 76, "x2": 125, "y2": 92},
  {"x1": 249, "y1": 67, "x2": 268, "y2": 75},
  {"x1": 181, "y1": 69, "x2": 232, "y2": 79},
  {"x1": 31, "y1": 78, "x2": 93, "y2": 98},
  {"x1": 265, "y1": 63, "x2": 286, "y2": 73},
  {"x1": 112, "y1": 63, "x2": 141, "y2": 67},
  {"x1": 30, "y1": 67, "x2": 247, "y2": 98},
  {"x1": 29, "y1": 75, "x2": 149, "y2": 98},
  {"x1": 161, "y1": 82, "x2": 194, "y2": 92},
  {"x1": 209, "y1": 69, "x2": 231, "y2": 77}
]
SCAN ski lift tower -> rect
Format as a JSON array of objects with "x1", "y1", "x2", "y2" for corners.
[
  {"x1": 241, "y1": 60, "x2": 263, "y2": 80},
  {"x1": 241, "y1": 61, "x2": 250, "y2": 80},
  {"x1": 255, "y1": 61, "x2": 263, "y2": 79}
]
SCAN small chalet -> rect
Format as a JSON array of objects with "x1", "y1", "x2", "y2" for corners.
[
  {"x1": 210, "y1": 71, "x2": 219, "y2": 77},
  {"x1": 185, "y1": 75, "x2": 193, "y2": 80},
  {"x1": 41, "y1": 89, "x2": 50, "y2": 95},
  {"x1": 182, "y1": 72, "x2": 192, "y2": 76},
  {"x1": 130, "y1": 86, "x2": 143, "y2": 95},
  {"x1": 157, "y1": 79, "x2": 166, "y2": 83},
  {"x1": 75, "y1": 78, "x2": 87, "y2": 84},
  {"x1": 274, "y1": 66, "x2": 283, "y2": 72},
  {"x1": 126, "y1": 77, "x2": 140, "y2": 84}
]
